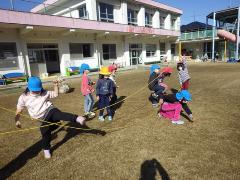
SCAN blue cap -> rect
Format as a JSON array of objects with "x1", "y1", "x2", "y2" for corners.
[
  {"x1": 176, "y1": 90, "x2": 192, "y2": 101},
  {"x1": 80, "y1": 63, "x2": 90, "y2": 74},
  {"x1": 150, "y1": 64, "x2": 161, "y2": 74},
  {"x1": 28, "y1": 77, "x2": 42, "y2": 92}
]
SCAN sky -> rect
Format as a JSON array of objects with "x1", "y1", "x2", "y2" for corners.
[{"x1": 0, "y1": 0, "x2": 240, "y2": 25}]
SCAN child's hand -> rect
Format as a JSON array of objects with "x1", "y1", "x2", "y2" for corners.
[
  {"x1": 15, "y1": 121, "x2": 21, "y2": 128},
  {"x1": 117, "y1": 86, "x2": 120, "y2": 88},
  {"x1": 96, "y1": 96, "x2": 99, "y2": 101},
  {"x1": 53, "y1": 80, "x2": 60, "y2": 85}
]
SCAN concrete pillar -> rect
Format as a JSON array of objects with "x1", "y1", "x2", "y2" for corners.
[
  {"x1": 123, "y1": 36, "x2": 130, "y2": 66},
  {"x1": 176, "y1": 16, "x2": 181, "y2": 31},
  {"x1": 212, "y1": 12, "x2": 216, "y2": 61},
  {"x1": 86, "y1": 0, "x2": 97, "y2": 20},
  {"x1": 121, "y1": 1, "x2": 128, "y2": 25},
  {"x1": 138, "y1": 6, "x2": 145, "y2": 27},
  {"x1": 236, "y1": 7, "x2": 240, "y2": 60},
  {"x1": 165, "y1": 42, "x2": 171, "y2": 61},
  {"x1": 165, "y1": 13, "x2": 171, "y2": 30},
  {"x1": 152, "y1": 10, "x2": 160, "y2": 28},
  {"x1": 156, "y1": 41, "x2": 161, "y2": 60}
]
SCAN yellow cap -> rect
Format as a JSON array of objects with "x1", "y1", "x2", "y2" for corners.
[{"x1": 99, "y1": 67, "x2": 111, "y2": 75}]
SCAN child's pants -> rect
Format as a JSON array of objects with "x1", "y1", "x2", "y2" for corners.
[
  {"x1": 160, "y1": 102, "x2": 182, "y2": 121},
  {"x1": 154, "y1": 85, "x2": 165, "y2": 95},
  {"x1": 98, "y1": 94, "x2": 112, "y2": 117},
  {"x1": 84, "y1": 94, "x2": 94, "y2": 113},
  {"x1": 181, "y1": 79, "x2": 190, "y2": 90},
  {"x1": 40, "y1": 108, "x2": 78, "y2": 150}
]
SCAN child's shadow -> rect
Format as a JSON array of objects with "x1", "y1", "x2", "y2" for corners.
[
  {"x1": 51, "y1": 123, "x2": 106, "y2": 153},
  {"x1": 0, "y1": 124, "x2": 106, "y2": 179},
  {"x1": 111, "y1": 96, "x2": 127, "y2": 117},
  {"x1": 139, "y1": 159, "x2": 170, "y2": 180},
  {"x1": 92, "y1": 96, "x2": 127, "y2": 118}
]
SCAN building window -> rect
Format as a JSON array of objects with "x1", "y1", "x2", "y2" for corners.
[
  {"x1": 146, "y1": 44, "x2": 157, "y2": 57},
  {"x1": 145, "y1": 13, "x2": 153, "y2": 27},
  {"x1": 0, "y1": 42, "x2": 19, "y2": 70},
  {"x1": 102, "y1": 44, "x2": 116, "y2": 60},
  {"x1": 171, "y1": 18, "x2": 176, "y2": 30},
  {"x1": 79, "y1": 4, "x2": 88, "y2": 19},
  {"x1": 160, "y1": 16, "x2": 166, "y2": 29},
  {"x1": 69, "y1": 43, "x2": 94, "y2": 60},
  {"x1": 160, "y1": 43, "x2": 166, "y2": 54},
  {"x1": 99, "y1": 3, "x2": 114, "y2": 22},
  {"x1": 171, "y1": 44, "x2": 176, "y2": 55},
  {"x1": 128, "y1": 9, "x2": 138, "y2": 25}
]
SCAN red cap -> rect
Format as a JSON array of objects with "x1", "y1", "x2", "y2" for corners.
[{"x1": 161, "y1": 67, "x2": 173, "y2": 74}]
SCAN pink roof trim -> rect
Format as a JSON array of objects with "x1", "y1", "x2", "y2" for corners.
[
  {"x1": 0, "y1": 9, "x2": 180, "y2": 36},
  {"x1": 31, "y1": 0, "x2": 182, "y2": 14},
  {"x1": 135, "y1": 0, "x2": 182, "y2": 14}
]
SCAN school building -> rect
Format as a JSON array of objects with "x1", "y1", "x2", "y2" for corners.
[{"x1": 0, "y1": 0, "x2": 182, "y2": 78}]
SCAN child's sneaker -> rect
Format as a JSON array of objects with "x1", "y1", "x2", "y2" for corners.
[
  {"x1": 89, "y1": 112, "x2": 96, "y2": 117},
  {"x1": 108, "y1": 116, "x2": 113, "y2": 121},
  {"x1": 98, "y1": 116, "x2": 104, "y2": 122},
  {"x1": 152, "y1": 104, "x2": 158, "y2": 108},
  {"x1": 43, "y1": 150, "x2": 51, "y2": 159},
  {"x1": 172, "y1": 120, "x2": 184, "y2": 125},
  {"x1": 189, "y1": 114, "x2": 193, "y2": 121},
  {"x1": 152, "y1": 93, "x2": 158, "y2": 99}
]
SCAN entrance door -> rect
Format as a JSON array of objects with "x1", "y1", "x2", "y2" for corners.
[
  {"x1": 27, "y1": 44, "x2": 60, "y2": 76},
  {"x1": 45, "y1": 50, "x2": 60, "y2": 74},
  {"x1": 129, "y1": 44, "x2": 142, "y2": 65}
]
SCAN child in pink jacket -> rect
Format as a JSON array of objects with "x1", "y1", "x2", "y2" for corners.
[{"x1": 80, "y1": 64, "x2": 95, "y2": 118}]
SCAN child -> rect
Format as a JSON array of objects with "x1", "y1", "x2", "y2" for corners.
[
  {"x1": 159, "y1": 90, "x2": 193, "y2": 125},
  {"x1": 15, "y1": 77, "x2": 86, "y2": 159},
  {"x1": 148, "y1": 65, "x2": 167, "y2": 99},
  {"x1": 80, "y1": 63, "x2": 95, "y2": 118},
  {"x1": 96, "y1": 67, "x2": 114, "y2": 121},
  {"x1": 177, "y1": 56, "x2": 190, "y2": 90},
  {"x1": 158, "y1": 67, "x2": 173, "y2": 84},
  {"x1": 108, "y1": 63, "x2": 118, "y2": 105}
]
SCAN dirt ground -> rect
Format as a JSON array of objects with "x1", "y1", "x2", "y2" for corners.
[{"x1": 0, "y1": 63, "x2": 240, "y2": 180}]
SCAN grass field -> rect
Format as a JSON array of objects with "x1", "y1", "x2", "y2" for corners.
[{"x1": 0, "y1": 63, "x2": 240, "y2": 180}]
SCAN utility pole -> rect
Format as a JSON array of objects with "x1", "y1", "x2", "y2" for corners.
[{"x1": 10, "y1": 0, "x2": 14, "y2": 10}]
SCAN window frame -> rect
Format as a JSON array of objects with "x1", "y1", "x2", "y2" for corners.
[
  {"x1": 69, "y1": 43, "x2": 94, "y2": 60},
  {"x1": 146, "y1": 44, "x2": 157, "y2": 57},
  {"x1": 128, "y1": 9, "x2": 138, "y2": 26},
  {"x1": 0, "y1": 42, "x2": 19, "y2": 70},
  {"x1": 99, "y1": 2, "x2": 114, "y2": 22},
  {"x1": 145, "y1": 12, "x2": 153, "y2": 27},
  {"x1": 79, "y1": 4, "x2": 88, "y2": 19},
  {"x1": 102, "y1": 44, "x2": 117, "y2": 60}
]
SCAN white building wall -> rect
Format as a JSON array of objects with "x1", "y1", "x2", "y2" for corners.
[
  {"x1": 152, "y1": 10, "x2": 160, "y2": 29},
  {"x1": 137, "y1": 6, "x2": 145, "y2": 26},
  {"x1": 60, "y1": 33, "x2": 99, "y2": 75},
  {"x1": 120, "y1": 1, "x2": 128, "y2": 25},
  {"x1": 165, "y1": 42, "x2": 172, "y2": 61},
  {"x1": 86, "y1": 0, "x2": 97, "y2": 20},
  {"x1": 165, "y1": 13, "x2": 171, "y2": 30}
]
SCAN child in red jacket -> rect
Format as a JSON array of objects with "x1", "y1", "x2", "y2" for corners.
[{"x1": 80, "y1": 64, "x2": 95, "y2": 118}]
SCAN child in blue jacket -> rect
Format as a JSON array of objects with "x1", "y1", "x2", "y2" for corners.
[{"x1": 96, "y1": 67, "x2": 114, "y2": 121}]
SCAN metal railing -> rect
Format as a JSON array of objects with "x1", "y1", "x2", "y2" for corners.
[{"x1": 180, "y1": 30, "x2": 217, "y2": 41}]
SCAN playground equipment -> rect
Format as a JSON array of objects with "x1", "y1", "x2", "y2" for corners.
[{"x1": 217, "y1": 29, "x2": 237, "y2": 42}]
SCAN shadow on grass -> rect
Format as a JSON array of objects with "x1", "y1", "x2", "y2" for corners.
[
  {"x1": 0, "y1": 125, "x2": 105, "y2": 179},
  {"x1": 139, "y1": 159, "x2": 170, "y2": 180}
]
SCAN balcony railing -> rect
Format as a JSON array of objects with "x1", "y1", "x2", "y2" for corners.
[
  {"x1": 128, "y1": 17, "x2": 138, "y2": 26},
  {"x1": 180, "y1": 30, "x2": 217, "y2": 41}
]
